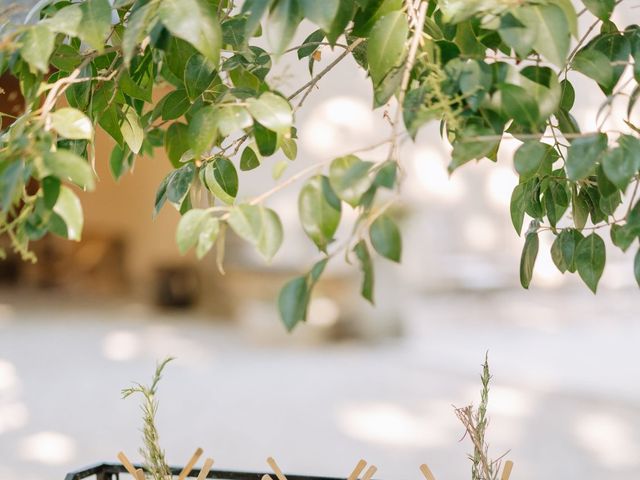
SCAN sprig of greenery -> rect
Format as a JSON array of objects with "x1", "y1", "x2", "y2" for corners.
[{"x1": 122, "y1": 357, "x2": 175, "y2": 480}]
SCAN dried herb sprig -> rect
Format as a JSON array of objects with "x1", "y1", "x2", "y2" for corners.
[
  {"x1": 455, "y1": 354, "x2": 508, "y2": 480},
  {"x1": 122, "y1": 357, "x2": 175, "y2": 480}
]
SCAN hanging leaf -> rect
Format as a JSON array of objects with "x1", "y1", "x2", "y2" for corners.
[
  {"x1": 278, "y1": 276, "x2": 309, "y2": 332},
  {"x1": 298, "y1": 175, "x2": 342, "y2": 252},
  {"x1": 240, "y1": 146, "x2": 261, "y2": 171},
  {"x1": 246, "y1": 93, "x2": 293, "y2": 135},
  {"x1": 575, "y1": 233, "x2": 606, "y2": 293},
  {"x1": 159, "y1": 0, "x2": 222, "y2": 66},
  {"x1": 369, "y1": 214, "x2": 401, "y2": 262},
  {"x1": 20, "y1": 25, "x2": 55, "y2": 73},
  {"x1": 176, "y1": 208, "x2": 220, "y2": 258},
  {"x1": 203, "y1": 157, "x2": 238, "y2": 205},
  {"x1": 566, "y1": 133, "x2": 608, "y2": 181},
  {"x1": 78, "y1": 0, "x2": 112, "y2": 53},
  {"x1": 581, "y1": 0, "x2": 614, "y2": 20},
  {"x1": 329, "y1": 155, "x2": 373, "y2": 207},
  {"x1": 51, "y1": 186, "x2": 84, "y2": 241},
  {"x1": 184, "y1": 54, "x2": 217, "y2": 101},
  {"x1": 353, "y1": 240, "x2": 374, "y2": 303},
  {"x1": 120, "y1": 107, "x2": 144, "y2": 154},
  {"x1": 519, "y1": 231, "x2": 539, "y2": 289},
  {"x1": 44, "y1": 150, "x2": 95, "y2": 190},
  {"x1": 228, "y1": 204, "x2": 283, "y2": 261},
  {"x1": 50, "y1": 108, "x2": 94, "y2": 140},
  {"x1": 214, "y1": 105, "x2": 253, "y2": 136},
  {"x1": 188, "y1": 105, "x2": 218, "y2": 156},
  {"x1": 367, "y1": 10, "x2": 408, "y2": 86}
]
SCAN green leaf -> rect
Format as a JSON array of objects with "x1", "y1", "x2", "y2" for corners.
[
  {"x1": 278, "y1": 276, "x2": 308, "y2": 332},
  {"x1": 167, "y1": 163, "x2": 195, "y2": 206},
  {"x1": 552, "y1": 228, "x2": 583, "y2": 273},
  {"x1": 298, "y1": 30, "x2": 325, "y2": 59},
  {"x1": 573, "y1": 188, "x2": 590, "y2": 231},
  {"x1": 581, "y1": 0, "x2": 614, "y2": 20},
  {"x1": 527, "y1": 4, "x2": 571, "y2": 67},
  {"x1": 572, "y1": 49, "x2": 615, "y2": 94},
  {"x1": 602, "y1": 146, "x2": 635, "y2": 190},
  {"x1": 354, "y1": 240, "x2": 374, "y2": 303},
  {"x1": 544, "y1": 182, "x2": 569, "y2": 228},
  {"x1": 559, "y1": 79, "x2": 575, "y2": 111},
  {"x1": 214, "y1": 105, "x2": 253, "y2": 136},
  {"x1": 240, "y1": 146, "x2": 261, "y2": 171},
  {"x1": 242, "y1": 0, "x2": 274, "y2": 38},
  {"x1": 246, "y1": 93, "x2": 292, "y2": 135},
  {"x1": 184, "y1": 54, "x2": 217, "y2": 101},
  {"x1": 510, "y1": 182, "x2": 527, "y2": 235},
  {"x1": 267, "y1": 0, "x2": 302, "y2": 54},
  {"x1": 188, "y1": 105, "x2": 218, "y2": 156},
  {"x1": 52, "y1": 186, "x2": 84, "y2": 241},
  {"x1": 514, "y1": 141, "x2": 555, "y2": 180},
  {"x1": 228, "y1": 204, "x2": 283, "y2": 261},
  {"x1": 369, "y1": 214, "x2": 401, "y2": 262},
  {"x1": 122, "y1": 4, "x2": 152, "y2": 65},
  {"x1": 203, "y1": 157, "x2": 238, "y2": 205},
  {"x1": 576, "y1": 233, "x2": 606, "y2": 293},
  {"x1": 120, "y1": 107, "x2": 144, "y2": 154},
  {"x1": 253, "y1": 122, "x2": 277, "y2": 156},
  {"x1": 635, "y1": 248, "x2": 640, "y2": 288},
  {"x1": 44, "y1": 149, "x2": 95, "y2": 190},
  {"x1": 50, "y1": 108, "x2": 94, "y2": 140},
  {"x1": 78, "y1": 0, "x2": 112, "y2": 53},
  {"x1": 20, "y1": 25, "x2": 55, "y2": 74},
  {"x1": 610, "y1": 224, "x2": 635, "y2": 252},
  {"x1": 0, "y1": 162, "x2": 24, "y2": 213},
  {"x1": 159, "y1": 0, "x2": 222, "y2": 66},
  {"x1": 566, "y1": 133, "x2": 608, "y2": 181},
  {"x1": 299, "y1": 0, "x2": 339, "y2": 32},
  {"x1": 328, "y1": 155, "x2": 373, "y2": 207},
  {"x1": 519, "y1": 231, "x2": 539, "y2": 289},
  {"x1": 46, "y1": 4, "x2": 82, "y2": 37},
  {"x1": 500, "y1": 84, "x2": 540, "y2": 128},
  {"x1": 257, "y1": 207, "x2": 283, "y2": 261},
  {"x1": 161, "y1": 90, "x2": 192, "y2": 121},
  {"x1": 165, "y1": 123, "x2": 190, "y2": 168},
  {"x1": 374, "y1": 161, "x2": 397, "y2": 189},
  {"x1": 367, "y1": 10, "x2": 408, "y2": 86},
  {"x1": 298, "y1": 175, "x2": 342, "y2": 252},
  {"x1": 176, "y1": 208, "x2": 219, "y2": 259},
  {"x1": 272, "y1": 159, "x2": 288, "y2": 180},
  {"x1": 109, "y1": 144, "x2": 128, "y2": 181}
]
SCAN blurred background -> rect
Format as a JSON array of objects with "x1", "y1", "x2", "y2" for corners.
[{"x1": 1, "y1": 1, "x2": 639, "y2": 480}]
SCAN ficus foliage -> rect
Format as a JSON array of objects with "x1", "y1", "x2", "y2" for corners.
[{"x1": 0, "y1": 0, "x2": 639, "y2": 330}]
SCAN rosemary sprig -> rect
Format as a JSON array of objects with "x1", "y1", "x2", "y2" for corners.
[{"x1": 122, "y1": 357, "x2": 175, "y2": 480}]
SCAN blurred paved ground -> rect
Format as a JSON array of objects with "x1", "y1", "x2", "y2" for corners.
[{"x1": 0, "y1": 287, "x2": 639, "y2": 480}]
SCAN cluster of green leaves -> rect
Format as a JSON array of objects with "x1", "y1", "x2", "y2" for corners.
[{"x1": 0, "y1": 0, "x2": 639, "y2": 331}]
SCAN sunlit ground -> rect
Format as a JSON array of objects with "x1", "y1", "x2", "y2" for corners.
[{"x1": 0, "y1": 287, "x2": 638, "y2": 480}]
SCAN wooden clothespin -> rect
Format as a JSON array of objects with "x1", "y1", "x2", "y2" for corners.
[
  {"x1": 362, "y1": 465, "x2": 377, "y2": 480},
  {"x1": 178, "y1": 448, "x2": 204, "y2": 480},
  {"x1": 267, "y1": 457, "x2": 288, "y2": 480},
  {"x1": 135, "y1": 469, "x2": 145, "y2": 480},
  {"x1": 117, "y1": 452, "x2": 139, "y2": 479},
  {"x1": 419, "y1": 464, "x2": 436, "y2": 480},
  {"x1": 501, "y1": 461, "x2": 514, "y2": 480},
  {"x1": 196, "y1": 457, "x2": 215, "y2": 480},
  {"x1": 347, "y1": 459, "x2": 367, "y2": 480}
]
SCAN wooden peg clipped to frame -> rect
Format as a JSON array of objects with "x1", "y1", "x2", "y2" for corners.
[
  {"x1": 178, "y1": 448, "x2": 204, "y2": 480},
  {"x1": 117, "y1": 452, "x2": 139, "y2": 479},
  {"x1": 501, "y1": 461, "x2": 514, "y2": 480},
  {"x1": 419, "y1": 464, "x2": 436, "y2": 480},
  {"x1": 347, "y1": 459, "x2": 367, "y2": 480},
  {"x1": 196, "y1": 457, "x2": 215, "y2": 480},
  {"x1": 362, "y1": 465, "x2": 377, "y2": 480},
  {"x1": 267, "y1": 457, "x2": 288, "y2": 480},
  {"x1": 135, "y1": 469, "x2": 145, "y2": 480}
]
